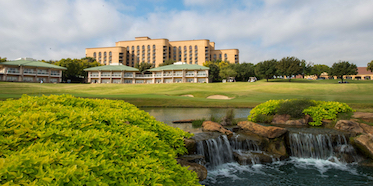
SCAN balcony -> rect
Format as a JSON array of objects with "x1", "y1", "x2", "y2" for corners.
[
  {"x1": 135, "y1": 74, "x2": 153, "y2": 78},
  {"x1": 185, "y1": 73, "x2": 195, "y2": 77},
  {"x1": 24, "y1": 71, "x2": 36, "y2": 75},
  {"x1": 90, "y1": 74, "x2": 99, "y2": 77},
  {"x1": 51, "y1": 73, "x2": 60, "y2": 76},
  {"x1": 124, "y1": 74, "x2": 133, "y2": 78},
  {"x1": 7, "y1": 70, "x2": 20, "y2": 74},
  {"x1": 197, "y1": 73, "x2": 207, "y2": 77}
]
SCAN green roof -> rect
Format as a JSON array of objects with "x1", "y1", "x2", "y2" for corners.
[
  {"x1": 84, "y1": 65, "x2": 139, "y2": 71},
  {"x1": 148, "y1": 63, "x2": 209, "y2": 71},
  {"x1": 0, "y1": 60, "x2": 67, "y2": 70}
]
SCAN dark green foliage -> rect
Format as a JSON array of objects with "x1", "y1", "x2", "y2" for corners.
[
  {"x1": 367, "y1": 60, "x2": 373, "y2": 72},
  {"x1": 277, "y1": 99, "x2": 316, "y2": 119},
  {"x1": 329, "y1": 61, "x2": 358, "y2": 83},
  {"x1": 54, "y1": 58, "x2": 102, "y2": 82},
  {"x1": 158, "y1": 59, "x2": 175, "y2": 67},
  {"x1": 277, "y1": 56, "x2": 302, "y2": 82},
  {"x1": 135, "y1": 61, "x2": 153, "y2": 73},
  {"x1": 255, "y1": 59, "x2": 279, "y2": 82},
  {"x1": 233, "y1": 63, "x2": 255, "y2": 81},
  {"x1": 312, "y1": 64, "x2": 330, "y2": 78},
  {"x1": 0, "y1": 57, "x2": 7, "y2": 62},
  {"x1": 192, "y1": 118, "x2": 206, "y2": 128}
]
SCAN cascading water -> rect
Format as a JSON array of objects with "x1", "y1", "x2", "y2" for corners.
[
  {"x1": 196, "y1": 135, "x2": 234, "y2": 168},
  {"x1": 288, "y1": 132, "x2": 361, "y2": 163}
]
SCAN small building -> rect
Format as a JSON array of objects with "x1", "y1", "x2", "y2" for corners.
[
  {"x1": 84, "y1": 62, "x2": 209, "y2": 84},
  {"x1": 0, "y1": 58, "x2": 66, "y2": 83},
  {"x1": 319, "y1": 67, "x2": 373, "y2": 80}
]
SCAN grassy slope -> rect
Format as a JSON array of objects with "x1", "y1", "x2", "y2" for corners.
[{"x1": 1, "y1": 79, "x2": 373, "y2": 111}]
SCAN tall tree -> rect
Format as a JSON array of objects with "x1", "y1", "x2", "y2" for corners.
[
  {"x1": 367, "y1": 60, "x2": 373, "y2": 72},
  {"x1": 135, "y1": 62, "x2": 153, "y2": 73},
  {"x1": 0, "y1": 57, "x2": 7, "y2": 62},
  {"x1": 55, "y1": 58, "x2": 101, "y2": 82},
  {"x1": 255, "y1": 59, "x2": 278, "y2": 82},
  {"x1": 219, "y1": 66, "x2": 237, "y2": 80},
  {"x1": 277, "y1": 56, "x2": 302, "y2": 82},
  {"x1": 158, "y1": 59, "x2": 175, "y2": 67},
  {"x1": 233, "y1": 62, "x2": 255, "y2": 81},
  {"x1": 300, "y1": 60, "x2": 313, "y2": 78},
  {"x1": 311, "y1": 64, "x2": 330, "y2": 79},
  {"x1": 203, "y1": 61, "x2": 221, "y2": 82},
  {"x1": 329, "y1": 61, "x2": 358, "y2": 83}
]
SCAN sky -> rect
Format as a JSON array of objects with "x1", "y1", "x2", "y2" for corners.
[{"x1": 0, "y1": 0, "x2": 372, "y2": 67}]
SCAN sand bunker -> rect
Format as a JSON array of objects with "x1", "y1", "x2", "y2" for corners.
[
  {"x1": 206, "y1": 95, "x2": 234, "y2": 100},
  {"x1": 181, "y1": 94, "x2": 194, "y2": 97}
]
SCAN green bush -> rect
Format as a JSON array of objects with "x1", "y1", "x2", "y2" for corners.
[
  {"x1": 277, "y1": 99, "x2": 316, "y2": 119},
  {"x1": 248, "y1": 99, "x2": 283, "y2": 122},
  {"x1": 0, "y1": 95, "x2": 200, "y2": 185}
]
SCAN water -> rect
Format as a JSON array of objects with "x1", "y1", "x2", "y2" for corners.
[{"x1": 142, "y1": 107, "x2": 251, "y2": 133}]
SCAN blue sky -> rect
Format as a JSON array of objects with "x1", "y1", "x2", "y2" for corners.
[{"x1": 0, "y1": 0, "x2": 372, "y2": 67}]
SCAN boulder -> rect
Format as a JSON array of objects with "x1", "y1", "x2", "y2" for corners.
[
  {"x1": 285, "y1": 119, "x2": 307, "y2": 126},
  {"x1": 272, "y1": 114, "x2": 290, "y2": 124},
  {"x1": 352, "y1": 134, "x2": 373, "y2": 160},
  {"x1": 353, "y1": 112, "x2": 373, "y2": 123},
  {"x1": 184, "y1": 138, "x2": 197, "y2": 154},
  {"x1": 202, "y1": 121, "x2": 233, "y2": 137},
  {"x1": 334, "y1": 120, "x2": 364, "y2": 134},
  {"x1": 266, "y1": 136, "x2": 288, "y2": 157},
  {"x1": 360, "y1": 123, "x2": 373, "y2": 135},
  {"x1": 177, "y1": 159, "x2": 207, "y2": 181},
  {"x1": 237, "y1": 121, "x2": 288, "y2": 139},
  {"x1": 233, "y1": 151, "x2": 286, "y2": 165}
]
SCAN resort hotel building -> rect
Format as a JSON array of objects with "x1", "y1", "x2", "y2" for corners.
[
  {"x1": 84, "y1": 62, "x2": 209, "y2": 84},
  {"x1": 0, "y1": 58, "x2": 66, "y2": 83},
  {"x1": 85, "y1": 36, "x2": 239, "y2": 67}
]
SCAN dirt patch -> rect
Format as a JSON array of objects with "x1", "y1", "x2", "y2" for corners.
[
  {"x1": 181, "y1": 94, "x2": 194, "y2": 97},
  {"x1": 206, "y1": 95, "x2": 234, "y2": 100}
]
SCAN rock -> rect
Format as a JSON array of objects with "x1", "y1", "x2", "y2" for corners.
[
  {"x1": 178, "y1": 155, "x2": 205, "y2": 164},
  {"x1": 233, "y1": 151, "x2": 286, "y2": 165},
  {"x1": 266, "y1": 136, "x2": 288, "y2": 157},
  {"x1": 285, "y1": 119, "x2": 307, "y2": 126},
  {"x1": 272, "y1": 114, "x2": 291, "y2": 124},
  {"x1": 176, "y1": 159, "x2": 207, "y2": 181},
  {"x1": 237, "y1": 121, "x2": 288, "y2": 139},
  {"x1": 202, "y1": 121, "x2": 233, "y2": 137},
  {"x1": 173, "y1": 119, "x2": 195, "y2": 123},
  {"x1": 335, "y1": 120, "x2": 364, "y2": 134},
  {"x1": 352, "y1": 134, "x2": 373, "y2": 160},
  {"x1": 360, "y1": 123, "x2": 373, "y2": 135},
  {"x1": 353, "y1": 112, "x2": 373, "y2": 123},
  {"x1": 184, "y1": 138, "x2": 197, "y2": 154}
]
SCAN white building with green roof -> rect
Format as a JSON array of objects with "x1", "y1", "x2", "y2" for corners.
[
  {"x1": 0, "y1": 58, "x2": 67, "y2": 83},
  {"x1": 84, "y1": 62, "x2": 209, "y2": 84}
]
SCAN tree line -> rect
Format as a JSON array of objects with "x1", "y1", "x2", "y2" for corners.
[{"x1": 203, "y1": 57, "x2": 372, "y2": 83}]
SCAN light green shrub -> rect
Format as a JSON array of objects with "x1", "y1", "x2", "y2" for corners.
[
  {"x1": 0, "y1": 95, "x2": 200, "y2": 185},
  {"x1": 248, "y1": 99, "x2": 283, "y2": 122}
]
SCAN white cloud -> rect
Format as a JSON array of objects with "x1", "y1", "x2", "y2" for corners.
[{"x1": 1, "y1": 0, "x2": 372, "y2": 67}]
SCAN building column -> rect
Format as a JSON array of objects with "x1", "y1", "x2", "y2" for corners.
[
  {"x1": 19, "y1": 66, "x2": 23, "y2": 82},
  {"x1": 152, "y1": 72, "x2": 155, "y2": 83},
  {"x1": 132, "y1": 72, "x2": 136, "y2": 84},
  {"x1": 98, "y1": 70, "x2": 102, "y2": 83},
  {"x1": 121, "y1": 71, "x2": 124, "y2": 84},
  {"x1": 182, "y1": 70, "x2": 186, "y2": 83},
  {"x1": 206, "y1": 69, "x2": 209, "y2": 83},
  {"x1": 194, "y1": 70, "x2": 197, "y2": 83},
  {"x1": 161, "y1": 70, "x2": 164, "y2": 83}
]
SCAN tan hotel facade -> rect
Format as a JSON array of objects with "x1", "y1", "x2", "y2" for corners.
[{"x1": 86, "y1": 37, "x2": 239, "y2": 67}]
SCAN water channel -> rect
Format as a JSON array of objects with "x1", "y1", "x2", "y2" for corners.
[{"x1": 142, "y1": 107, "x2": 373, "y2": 186}]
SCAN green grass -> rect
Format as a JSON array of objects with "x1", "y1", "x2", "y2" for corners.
[{"x1": 1, "y1": 79, "x2": 373, "y2": 111}]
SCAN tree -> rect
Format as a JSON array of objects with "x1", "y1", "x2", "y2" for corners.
[
  {"x1": 55, "y1": 58, "x2": 101, "y2": 82},
  {"x1": 300, "y1": 60, "x2": 313, "y2": 79},
  {"x1": 277, "y1": 56, "x2": 302, "y2": 82},
  {"x1": 219, "y1": 66, "x2": 237, "y2": 80},
  {"x1": 367, "y1": 60, "x2": 373, "y2": 72},
  {"x1": 311, "y1": 64, "x2": 330, "y2": 79},
  {"x1": 0, "y1": 57, "x2": 7, "y2": 62},
  {"x1": 135, "y1": 62, "x2": 153, "y2": 73},
  {"x1": 233, "y1": 62, "x2": 255, "y2": 81},
  {"x1": 255, "y1": 59, "x2": 278, "y2": 82},
  {"x1": 203, "y1": 61, "x2": 221, "y2": 82},
  {"x1": 158, "y1": 59, "x2": 175, "y2": 67},
  {"x1": 329, "y1": 61, "x2": 358, "y2": 83}
]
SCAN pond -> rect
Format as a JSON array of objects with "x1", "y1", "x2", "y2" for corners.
[{"x1": 142, "y1": 107, "x2": 251, "y2": 133}]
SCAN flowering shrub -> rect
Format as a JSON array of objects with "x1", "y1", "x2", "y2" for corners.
[{"x1": 0, "y1": 95, "x2": 199, "y2": 185}]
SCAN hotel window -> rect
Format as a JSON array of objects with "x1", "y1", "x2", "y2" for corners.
[
  {"x1": 213, "y1": 54, "x2": 216, "y2": 59},
  {"x1": 99, "y1": 52, "x2": 101, "y2": 56},
  {"x1": 153, "y1": 53, "x2": 155, "y2": 56},
  {"x1": 109, "y1": 51, "x2": 112, "y2": 56},
  {"x1": 132, "y1": 46, "x2": 134, "y2": 50},
  {"x1": 153, "y1": 45, "x2": 156, "y2": 49},
  {"x1": 137, "y1": 46, "x2": 139, "y2": 50},
  {"x1": 127, "y1": 46, "x2": 129, "y2": 50},
  {"x1": 142, "y1": 45, "x2": 145, "y2": 50},
  {"x1": 173, "y1": 46, "x2": 176, "y2": 51},
  {"x1": 219, "y1": 54, "x2": 222, "y2": 59},
  {"x1": 93, "y1": 52, "x2": 96, "y2": 57},
  {"x1": 184, "y1": 46, "x2": 187, "y2": 50},
  {"x1": 189, "y1": 46, "x2": 192, "y2": 50},
  {"x1": 178, "y1": 46, "x2": 181, "y2": 51},
  {"x1": 147, "y1": 45, "x2": 150, "y2": 49},
  {"x1": 147, "y1": 53, "x2": 150, "y2": 56},
  {"x1": 224, "y1": 53, "x2": 227, "y2": 58},
  {"x1": 184, "y1": 58, "x2": 187, "y2": 61},
  {"x1": 189, "y1": 62, "x2": 192, "y2": 64},
  {"x1": 104, "y1": 52, "x2": 107, "y2": 56},
  {"x1": 195, "y1": 45, "x2": 198, "y2": 49}
]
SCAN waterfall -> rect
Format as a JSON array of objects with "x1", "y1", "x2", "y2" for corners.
[
  {"x1": 288, "y1": 132, "x2": 360, "y2": 163},
  {"x1": 196, "y1": 135, "x2": 234, "y2": 168}
]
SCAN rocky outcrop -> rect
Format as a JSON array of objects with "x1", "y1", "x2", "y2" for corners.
[
  {"x1": 184, "y1": 138, "x2": 197, "y2": 154},
  {"x1": 202, "y1": 121, "x2": 233, "y2": 137},
  {"x1": 285, "y1": 119, "x2": 307, "y2": 126},
  {"x1": 177, "y1": 159, "x2": 207, "y2": 181},
  {"x1": 272, "y1": 114, "x2": 290, "y2": 124},
  {"x1": 353, "y1": 112, "x2": 373, "y2": 123},
  {"x1": 237, "y1": 121, "x2": 288, "y2": 139},
  {"x1": 352, "y1": 134, "x2": 373, "y2": 160},
  {"x1": 335, "y1": 120, "x2": 364, "y2": 134},
  {"x1": 233, "y1": 151, "x2": 285, "y2": 165}
]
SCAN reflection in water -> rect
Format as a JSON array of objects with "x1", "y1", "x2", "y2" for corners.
[{"x1": 141, "y1": 107, "x2": 251, "y2": 133}]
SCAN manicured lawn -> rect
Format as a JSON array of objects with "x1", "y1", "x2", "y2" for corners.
[{"x1": 1, "y1": 79, "x2": 373, "y2": 111}]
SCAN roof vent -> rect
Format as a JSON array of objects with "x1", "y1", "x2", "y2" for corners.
[
  {"x1": 174, "y1": 61, "x2": 187, "y2": 65},
  {"x1": 15, "y1": 57, "x2": 37, "y2": 61}
]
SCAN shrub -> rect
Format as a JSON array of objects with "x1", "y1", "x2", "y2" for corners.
[
  {"x1": 277, "y1": 99, "x2": 316, "y2": 119},
  {"x1": 248, "y1": 100, "x2": 284, "y2": 122},
  {"x1": 0, "y1": 95, "x2": 200, "y2": 185}
]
